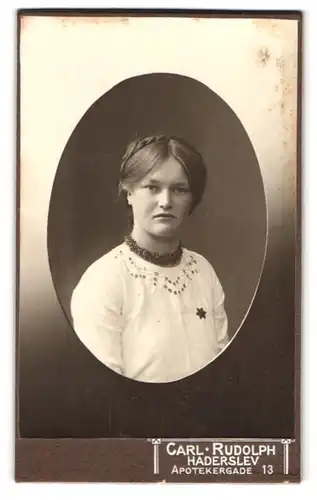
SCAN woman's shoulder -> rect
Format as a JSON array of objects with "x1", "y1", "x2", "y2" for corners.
[
  {"x1": 183, "y1": 248, "x2": 221, "y2": 282},
  {"x1": 183, "y1": 247, "x2": 213, "y2": 268},
  {"x1": 75, "y1": 244, "x2": 127, "y2": 289},
  {"x1": 71, "y1": 245, "x2": 127, "y2": 314}
]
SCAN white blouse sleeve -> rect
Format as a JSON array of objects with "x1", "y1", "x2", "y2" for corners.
[
  {"x1": 70, "y1": 257, "x2": 125, "y2": 375},
  {"x1": 194, "y1": 252, "x2": 229, "y2": 353},
  {"x1": 212, "y1": 273, "x2": 229, "y2": 353}
]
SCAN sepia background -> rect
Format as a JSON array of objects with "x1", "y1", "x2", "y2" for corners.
[{"x1": 18, "y1": 14, "x2": 298, "y2": 438}]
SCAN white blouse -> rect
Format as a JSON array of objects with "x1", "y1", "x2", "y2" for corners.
[{"x1": 70, "y1": 243, "x2": 228, "y2": 383}]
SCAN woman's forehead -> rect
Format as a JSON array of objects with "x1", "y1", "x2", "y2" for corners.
[{"x1": 142, "y1": 157, "x2": 189, "y2": 184}]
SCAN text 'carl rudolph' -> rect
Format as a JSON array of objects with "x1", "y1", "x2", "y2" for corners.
[{"x1": 166, "y1": 442, "x2": 276, "y2": 466}]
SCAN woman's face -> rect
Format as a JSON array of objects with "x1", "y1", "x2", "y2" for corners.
[{"x1": 127, "y1": 156, "x2": 193, "y2": 240}]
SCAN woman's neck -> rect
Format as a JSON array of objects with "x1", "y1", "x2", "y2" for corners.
[{"x1": 131, "y1": 228, "x2": 180, "y2": 255}]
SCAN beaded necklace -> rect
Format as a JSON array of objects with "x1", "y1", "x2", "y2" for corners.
[{"x1": 124, "y1": 235, "x2": 183, "y2": 267}]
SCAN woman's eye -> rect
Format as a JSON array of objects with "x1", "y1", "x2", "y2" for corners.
[
  {"x1": 173, "y1": 187, "x2": 190, "y2": 194},
  {"x1": 146, "y1": 185, "x2": 159, "y2": 192},
  {"x1": 143, "y1": 185, "x2": 189, "y2": 194}
]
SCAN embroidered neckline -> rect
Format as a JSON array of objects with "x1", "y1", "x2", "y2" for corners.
[
  {"x1": 124, "y1": 235, "x2": 182, "y2": 267},
  {"x1": 113, "y1": 244, "x2": 199, "y2": 296}
]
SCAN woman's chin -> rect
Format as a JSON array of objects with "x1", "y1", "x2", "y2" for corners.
[{"x1": 149, "y1": 228, "x2": 180, "y2": 240}]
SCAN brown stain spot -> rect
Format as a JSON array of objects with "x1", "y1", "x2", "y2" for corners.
[
  {"x1": 60, "y1": 16, "x2": 130, "y2": 28},
  {"x1": 254, "y1": 19, "x2": 297, "y2": 155},
  {"x1": 258, "y1": 47, "x2": 270, "y2": 67},
  {"x1": 275, "y1": 54, "x2": 297, "y2": 152},
  {"x1": 20, "y1": 15, "x2": 30, "y2": 33},
  {"x1": 252, "y1": 19, "x2": 280, "y2": 37},
  {"x1": 276, "y1": 56, "x2": 293, "y2": 119},
  {"x1": 276, "y1": 56, "x2": 285, "y2": 71}
]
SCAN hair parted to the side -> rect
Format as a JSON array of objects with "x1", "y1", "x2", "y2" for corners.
[{"x1": 118, "y1": 135, "x2": 207, "y2": 212}]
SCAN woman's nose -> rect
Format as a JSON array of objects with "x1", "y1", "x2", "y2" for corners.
[{"x1": 158, "y1": 189, "x2": 172, "y2": 209}]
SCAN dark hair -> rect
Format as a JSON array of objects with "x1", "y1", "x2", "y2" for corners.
[{"x1": 118, "y1": 135, "x2": 207, "y2": 212}]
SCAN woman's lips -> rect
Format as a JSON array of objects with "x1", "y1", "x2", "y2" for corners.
[{"x1": 153, "y1": 213, "x2": 176, "y2": 219}]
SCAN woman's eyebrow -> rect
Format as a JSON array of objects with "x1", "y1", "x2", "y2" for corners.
[
  {"x1": 142, "y1": 179, "x2": 189, "y2": 187},
  {"x1": 142, "y1": 179, "x2": 161, "y2": 185}
]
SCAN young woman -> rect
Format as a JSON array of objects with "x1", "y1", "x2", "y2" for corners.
[{"x1": 71, "y1": 135, "x2": 228, "y2": 383}]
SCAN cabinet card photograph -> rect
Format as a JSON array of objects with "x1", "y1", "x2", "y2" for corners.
[{"x1": 16, "y1": 9, "x2": 301, "y2": 482}]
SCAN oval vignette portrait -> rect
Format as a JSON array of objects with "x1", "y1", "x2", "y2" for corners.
[{"x1": 47, "y1": 73, "x2": 267, "y2": 384}]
